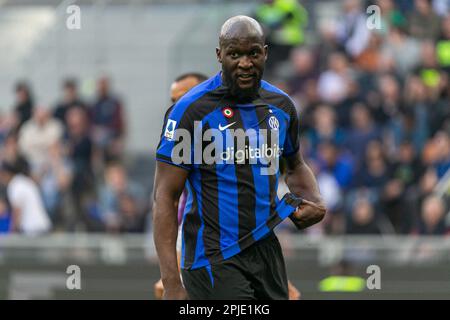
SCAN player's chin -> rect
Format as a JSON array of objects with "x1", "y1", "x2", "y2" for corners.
[
  {"x1": 235, "y1": 79, "x2": 254, "y2": 90},
  {"x1": 236, "y1": 82, "x2": 259, "y2": 96}
]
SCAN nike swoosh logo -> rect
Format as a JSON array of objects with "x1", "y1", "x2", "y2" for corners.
[{"x1": 218, "y1": 122, "x2": 236, "y2": 131}]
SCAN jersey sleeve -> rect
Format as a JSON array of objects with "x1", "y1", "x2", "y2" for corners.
[
  {"x1": 156, "y1": 102, "x2": 195, "y2": 171},
  {"x1": 282, "y1": 101, "x2": 300, "y2": 157}
]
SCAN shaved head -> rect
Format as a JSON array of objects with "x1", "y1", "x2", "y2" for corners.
[
  {"x1": 219, "y1": 15, "x2": 265, "y2": 48},
  {"x1": 216, "y1": 15, "x2": 267, "y2": 100}
]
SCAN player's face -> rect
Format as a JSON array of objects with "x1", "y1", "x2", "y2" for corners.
[
  {"x1": 170, "y1": 77, "x2": 200, "y2": 103},
  {"x1": 217, "y1": 37, "x2": 267, "y2": 99}
]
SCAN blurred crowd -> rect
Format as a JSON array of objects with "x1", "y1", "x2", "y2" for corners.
[
  {"x1": 0, "y1": 0, "x2": 449, "y2": 237},
  {"x1": 269, "y1": 0, "x2": 450, "y2": 235},
  {"x1": 0, "y1": 77, "x2": 150, "y2": 235}
]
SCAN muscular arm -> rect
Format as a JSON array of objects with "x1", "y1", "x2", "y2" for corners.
[
  {"x1": 284, "y1": 151, "x2": 326, "y2": 230},
  {"x1": 152, "y1": 161, "x2": 189, "y2": 299}
]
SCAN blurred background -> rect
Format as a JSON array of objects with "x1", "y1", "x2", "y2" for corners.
[{"x1": 0, "y1": 0, "x2": 449, "y2": 299}]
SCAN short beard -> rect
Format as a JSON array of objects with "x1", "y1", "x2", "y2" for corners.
[{"x1": 223, "y1": 71, "x2": 261, "y2": 101}]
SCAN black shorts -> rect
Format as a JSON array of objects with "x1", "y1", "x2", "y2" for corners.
[{"x1": 181, "y1": 232, "x2": 288, "y2": 300}]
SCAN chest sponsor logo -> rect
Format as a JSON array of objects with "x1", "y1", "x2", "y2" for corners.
[{"x1": 168, "y1": 121, "x2": 283, "y2": 175}]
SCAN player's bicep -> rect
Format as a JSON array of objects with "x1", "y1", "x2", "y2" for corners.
[
  {"x1": 153, "y1": 161, "x2": 189, "y2": 203},
  {"x1": 284, "y1": 149, "x2": 304, "y2": 172},
  {"x1": 282, "y1": 104, "x2": 300, "y2": 157}
]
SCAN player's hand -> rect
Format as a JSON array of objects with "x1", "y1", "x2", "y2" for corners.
[
  {"x1": 154, "y1": 279, "x2": 164, "y2": 300},
  {"x1": 288, "y1": 281, "x2": 301, "y2": 300},
  {"x1": 290, "y1": 198, "x2": 326, "y2": 230},
  {"x1": 163, "y1": 285, "x2": 188, "y2": 300}
]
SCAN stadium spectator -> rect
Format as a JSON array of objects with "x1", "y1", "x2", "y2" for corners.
[
  {"x1": 335, "y1": 78, "x2": 363, "y2": 129},
  {"x1": 315, "y1": 21, "x2": 341, "y2": 71},
  {"x1": 317, "y1": 52, "x2": 352, "y2": 104},
  {"x1": 306, "y1": 105, "x2": 344, "y2": 151},
  {"x1": 415, "y1": 194, "x2": 448, "y2": 235},
  {"x1": 117, "y1": 193, "x2": 147, "y2": 233},
  {"x1": 376, "y1": 0, "x2": 407, "y2": 35},
  {"x1": 355, "y1": 140, "x2": 390, "y2": 192},
  {"x1": 54, "y1": 78, "x2": 88, "y2": 129},
  {"x1": 336, "y1": 0, "x2": 371, "y2": 57},
  {"x1": 91, "y1": 76, "x2": 125, "y2": 162},
  {"x1": 354, "y1": 33, "x2": 383, "y2": 73},
  {"x1": 18, "y1": 106, "x2": 64, "y2": 177},
  {"x1": 1, "y1": 132, "x2": 30, "y2": 176},
  {"x1": 408, "y1": 0, "x2": 442, "y2": 40},
  {"x1": 98, "y1": 162, "x2": 146, "y2": 233},
  {"x1": 421, "y1": 132, "x2": 450, "y2": 178},
  {"x1": 316, "y1": 140, "x2": 354, "y2": 190},
  {"x1": 382, "y1": 176, "x2": 412, "y2": 233},
  {"x1": 0, "y1": 161, "x2": 51, "y2": 235},
  {"x1": 294, "y1": 79, "x2": 320, "y2": 134},
  {"x1": 405, "y1": 166, "x2": 440, "y2": 226},
  {"x1": 432, "y1": 131, "x2": 450, "y2": 178},
  {"x1": 345, "y1": 103, "x2": 381, "y2": 166},
  {"x1": 401, "y1": 75, "x2": 431, "y2": 150},
  {"x1": 346, "y1": 196, "x2": 383, "y2": 234},
  {"x1": 390, "y1": 140, "x2": 423, "y2": 188},
  {"x1": 373, "y1": 74, "x2": 402, "y2": 126},
  {"x1": 38, "y1": 143, "x2": 73, "y2": 225},
  {"x1": 287, "y1": 48, "x2": 318, "y2": 96},
  {"x1": 381, "y1": 26, "x2": 421, "y2": 77},
  {"x1": 65, "y1": 107, "x2": 94, "y2": 230},
  {"x1": 316, "y1": 166, "x2": 343, "y2": 216},
  {"x1": 255, "y1": 0, "x2": 308, "y2": 75},
  {"x1": 12, "y1": 82, "x2": 34, "y2": 130}
]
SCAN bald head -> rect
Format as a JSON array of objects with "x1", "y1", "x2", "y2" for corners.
[
  {"x1": 216, "y1": 15, "x2": 267, "y2": 99},
  {"x1": 219, "y1": 15, "x2": 265, "y2": 48}
]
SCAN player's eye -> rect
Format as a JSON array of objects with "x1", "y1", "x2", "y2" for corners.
[
  {"x1": 250, "y1": 51, "x2": 259, "y2": 57},
  {"x1": 230, "y1": 52, "x2": 239, "y2": 59}
]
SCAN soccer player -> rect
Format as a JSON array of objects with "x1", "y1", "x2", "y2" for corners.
[
  {"x1": 153, "y1": 15, "x2": 326, "y2": 300},
  {"x1": 154, "y1": 72, "x2": 302, "y2": 300},
  {"x1": 169, "y1": 73, "x2": 209, "y2": 104}
]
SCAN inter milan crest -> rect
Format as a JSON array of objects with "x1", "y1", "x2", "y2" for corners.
[
  {"x1": 268, "y1": 115, "x2": 279, "y2": 130},
  {"x1": 222, "y1": 107, "x2": 234, "y2": 118}
]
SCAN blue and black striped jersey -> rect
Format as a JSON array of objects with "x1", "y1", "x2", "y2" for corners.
[{"x1": 156, "y1": 72, "x2": 302, "y2": 270}]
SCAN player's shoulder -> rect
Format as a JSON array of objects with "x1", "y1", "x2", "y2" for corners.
[
  {"x1": 167, "y1": 73, "x2": 222, "y2": 121},
  {"x1": 260, "y1": 80, "x2": 297, "y2": 114}
]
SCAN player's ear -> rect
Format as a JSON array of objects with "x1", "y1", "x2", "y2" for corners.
[
  {"x1": 216, "y1": 47, "x2": 222, "y2": 63},
  {"x1": 263, "y1": 45, "x2": 268, "y2": 61}
]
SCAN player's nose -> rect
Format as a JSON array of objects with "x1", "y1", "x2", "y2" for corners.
[{"x1": 238, "y1": 55, "x2": 253, "y2": 69}]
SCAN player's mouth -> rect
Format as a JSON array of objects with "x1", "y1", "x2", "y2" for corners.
[{"x1": 236, "y1": 73, "x2": 256, "y2": 85}]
